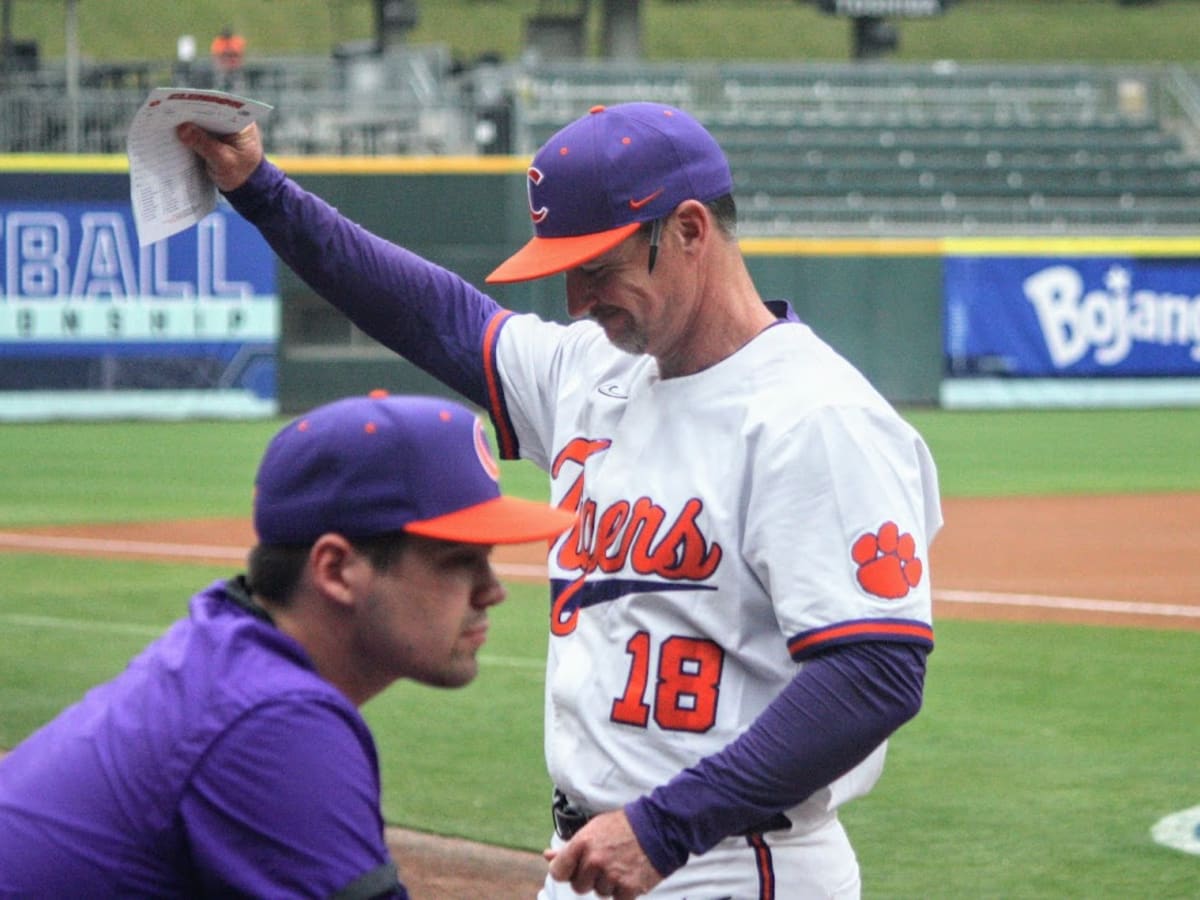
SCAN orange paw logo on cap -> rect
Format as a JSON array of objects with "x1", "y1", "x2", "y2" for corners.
[{"x1": 851, "y1": 521, "x2": 923, "y2": 599}]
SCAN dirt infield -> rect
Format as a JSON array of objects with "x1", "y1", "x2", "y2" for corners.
[
  {"x1": 2, "y1": 493, "x2": 1197, "y2": 896},
  {"x1": 5, "y1": 494, "x2": 1197, "y2": 633}
]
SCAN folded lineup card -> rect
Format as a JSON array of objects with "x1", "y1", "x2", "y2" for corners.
[{"x1": 127, "y1": 87, "x2": 273, "y2": 246}]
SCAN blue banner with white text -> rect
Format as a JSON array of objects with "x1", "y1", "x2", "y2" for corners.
[
  {"x1": 944, "y1": 255, "x2": 1200, "y2": 377},
  {"x1": 0, "y1": 202, "x2": 278, "y2": 409}
]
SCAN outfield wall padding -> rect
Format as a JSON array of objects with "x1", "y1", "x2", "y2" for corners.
[{"x1": 273, "y1": 168, "x2": 944, "y2": 412}]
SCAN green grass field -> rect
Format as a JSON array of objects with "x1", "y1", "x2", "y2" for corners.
[{"x1": 2, "y1": 408, "x2": 1199, "y2": 897}]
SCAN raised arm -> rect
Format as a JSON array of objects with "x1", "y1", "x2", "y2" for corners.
[{"x1": 176, "y1": 122, "x2": 506, "y2": 408}]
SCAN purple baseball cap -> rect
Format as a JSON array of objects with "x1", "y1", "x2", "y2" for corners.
[
  {"x1": 253, "y1": 393, "x2": 576, "y2": 545},
  {"x1": 486, "y1": 102, "x2": 733, "y2": 283}
]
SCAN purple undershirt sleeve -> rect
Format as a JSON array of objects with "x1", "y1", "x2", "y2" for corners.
[
  {"x1": 624, "y1": 640, "x2": 927, "y2": 878},
  {"x1": 224, "y1": 160, "x2": 503, "y2": 408}
]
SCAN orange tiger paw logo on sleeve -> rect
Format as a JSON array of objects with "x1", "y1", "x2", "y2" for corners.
[{"x1": 851, "y1": 521, "x2": 923, "y2": 599}]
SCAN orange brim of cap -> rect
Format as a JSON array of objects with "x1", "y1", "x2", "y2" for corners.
[
  {"x1": 404, "y1": 496, "x2": 577, "y2": 545},
  {"x1": 485, "y1": 222, "x2": 641, "y2": 284}
]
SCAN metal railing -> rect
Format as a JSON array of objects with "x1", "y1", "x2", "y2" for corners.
[
  {"x1": 3, "y1": 54, "x2": 1198, "y2": 235},
  {"x1": 0, "y1": 43, "x2": 479, "y2": 156}
]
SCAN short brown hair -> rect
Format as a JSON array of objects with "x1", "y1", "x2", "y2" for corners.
[
  {"x1": 638, "y1": 193, "x2": 737, "y2": 239},
  {"x1": 247, "y1": 532, "x2": 411, "y2": 605}
]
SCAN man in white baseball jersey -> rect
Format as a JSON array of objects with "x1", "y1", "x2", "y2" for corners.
[{"x1": 179, "y1": 101, "x2": 942, "y2": 900}]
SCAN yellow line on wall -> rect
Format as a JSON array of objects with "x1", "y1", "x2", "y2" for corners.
[
  {"x1": 739, "y1": 237, "x2": 943, "y2": 256},
  {"x1": 0, "y1": 154, "x2": 129, "y2": 172},
  {"x1": 274, "y1": 155, "x2": 527, "y2": 175},
  {"x1": 943, "y1": 236, "x2": 1200, "y2": 256},
  {"x1": 742, "y1": 236, "x2": 1200, "y2": 257},
  {"x1": 0, "y1": 154, "x2": 529, "y2": 176}
]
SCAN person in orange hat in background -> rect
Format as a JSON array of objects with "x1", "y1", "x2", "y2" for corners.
[{"x1": 210, "y1": 25, "x2": 245, "y2": 91}]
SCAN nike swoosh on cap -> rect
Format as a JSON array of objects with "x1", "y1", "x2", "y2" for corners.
[{"x1": 628, "y1": 188, "x2": 664, "y2": 210}]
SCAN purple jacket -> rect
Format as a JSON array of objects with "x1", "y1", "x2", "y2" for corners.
[{"x1": 0, "y1": 578, "x2": 405, "y2": 898}]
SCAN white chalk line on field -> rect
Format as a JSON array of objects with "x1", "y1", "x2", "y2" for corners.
[
  {"x1": 1, "y1": 613, "x2": 163, "y2": 638},
  {"x1": 0, "y1": 613, "x2": 544, "y2": 670},
  {"x1": 2, "y1": 531, "x2": 1197, "y2": 621},
  {"x1": 0, "y1": 531, "x2": 550, "y2": 579},
  {"x1": 0, "y1": 531, "x2": 247, "y2": 562},
  {"x1": 934, "y1": 588, "x2": 1200, "y2": 620}
]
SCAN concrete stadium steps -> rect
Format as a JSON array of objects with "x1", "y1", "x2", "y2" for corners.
[{"x1": 513, "y1": 60, "x2": 1200, "y2": 234}]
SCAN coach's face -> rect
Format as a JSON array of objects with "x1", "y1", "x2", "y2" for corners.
[
  {"x1": 356, "y1": 536, "x2": 506, "y2": 689},
  {"x1": 564, "y1": 204, "x2": 705, "y2": 368}
]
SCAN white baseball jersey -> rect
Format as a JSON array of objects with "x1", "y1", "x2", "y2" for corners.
[{"x1": 492, "y1": 311, "x2": 942, "y2": 854}]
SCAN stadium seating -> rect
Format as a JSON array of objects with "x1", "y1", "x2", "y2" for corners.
[{"x1": 514, "y1": 60, "x2": 1200, "y2": 235}]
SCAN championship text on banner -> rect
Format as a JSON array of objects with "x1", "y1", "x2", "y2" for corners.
[
  {"x1": 944, "y1": 255, "x2": 1200, "y2": 378},
  {"x1": 818, "y1": 0, "x2": 946, "y2": 16},
  {"x1": 0, "y1": 202, "x2": 278, "y2": 415}
]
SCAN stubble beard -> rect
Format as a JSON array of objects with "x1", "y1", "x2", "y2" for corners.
[{"x1": 595, "y1": 308, "x2": 647, "y2": 355}]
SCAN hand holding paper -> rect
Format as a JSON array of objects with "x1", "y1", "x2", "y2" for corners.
[{"x1": 127, "y1": 88, "x2": 272, "y2": 246}]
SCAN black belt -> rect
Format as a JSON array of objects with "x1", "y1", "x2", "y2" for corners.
[
  {"x1": 552, "y1": 788, "x2": 592, "y2": 841},
  {"x1": 552, "y1": 787, "x2": 792, "y2": 842}
]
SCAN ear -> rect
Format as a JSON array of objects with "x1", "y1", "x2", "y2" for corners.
[
  {"x1": 670, "y1": 199, "x2": 710, "y2": 251},
  {"x1": 307, "y1": 533, "x2": 366, "y2": 611}
]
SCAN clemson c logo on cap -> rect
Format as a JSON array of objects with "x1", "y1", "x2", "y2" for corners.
[
  {"x1": 527, "y1": 167, "x2": 548, "y2": 224},
  {"x1": 473, "y1": 419, "x2": 501, "y2": 482}
]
